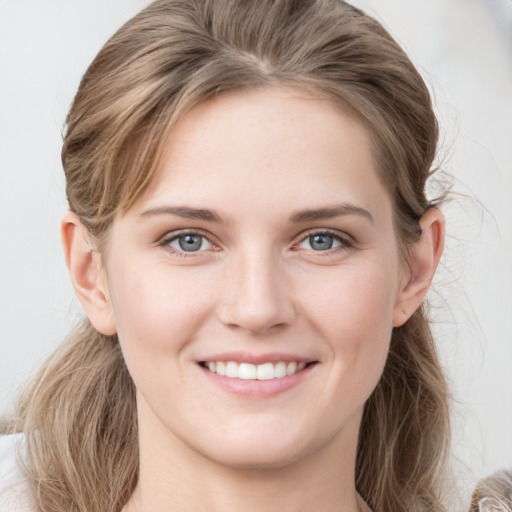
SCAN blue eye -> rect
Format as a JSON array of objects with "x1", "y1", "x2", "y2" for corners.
[
  {"x1": 310, "y1": 234, "x2": 335, "y2": 251},
  {"x1": 298, "y1": 232, "x2": 345, "y2": 251},
  {"x1": 169, "y1": 233, "x2": 213, "y2": 252}
]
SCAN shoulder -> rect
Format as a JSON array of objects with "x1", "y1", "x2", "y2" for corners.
[{"x1": 0, "y1": 434, "x2": 40, "y2": 512}]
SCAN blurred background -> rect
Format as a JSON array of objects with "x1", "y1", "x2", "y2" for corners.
[{"x1": 1, "y1": 0, "x2": 511, "y2": 505}]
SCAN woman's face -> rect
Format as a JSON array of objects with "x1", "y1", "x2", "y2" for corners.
[{"x1": 101, "y1": 87, "x2": 407, "y2": 469}]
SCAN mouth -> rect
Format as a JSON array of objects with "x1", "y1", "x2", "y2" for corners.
[{"x1": 198, "y1": 360, "x2": 316, "y2": 380}]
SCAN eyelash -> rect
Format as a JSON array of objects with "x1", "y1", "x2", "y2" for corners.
[
  {"x1": 158, "y1": 229, "x2": 218, "y2": 258},
  {"x1": 294, "y1": 229, "x2": 354, "y2": 254},
  {"x1": 158, "y1": 228, "x2": 354, "y2": 258}
]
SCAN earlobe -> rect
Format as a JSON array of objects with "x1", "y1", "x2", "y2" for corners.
[
  {"x1": 61, "y1": 211, "x2": 117, "y2": 335},
  {"x1": 393, "y1": 208, "x2": 445, "y2": 327}
]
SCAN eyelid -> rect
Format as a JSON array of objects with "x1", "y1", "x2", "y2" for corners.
[
  {"x1": 158, "y1": 229, "x2": 220, "y2": 255},
  {"x1": 156, "y1": 227, "x2": 354, "y2": 256},
  {"x1": 293, "y1": 228, "x2": 355, "y2": 251}
]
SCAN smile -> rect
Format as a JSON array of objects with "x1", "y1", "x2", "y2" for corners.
[{"x1": 201, "y1": 361, "x2": 308, "y2": 380}]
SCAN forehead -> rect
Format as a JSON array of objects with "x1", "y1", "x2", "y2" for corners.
[{"x1": 132, "y1": 86, "x2": 392, "y2": 224}]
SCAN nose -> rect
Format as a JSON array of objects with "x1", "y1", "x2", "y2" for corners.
[{"x1": 217, "y1": 249, "x2": 296, "y2": 335}]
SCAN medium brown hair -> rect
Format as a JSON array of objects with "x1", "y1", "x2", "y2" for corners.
[{"x1": 4, "y1": 1, "x2": 450, "y2": 511}]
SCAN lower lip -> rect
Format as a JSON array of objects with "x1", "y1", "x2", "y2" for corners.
[{"x1": 199, "y1": 364, "x2": 316, "y2": 398}]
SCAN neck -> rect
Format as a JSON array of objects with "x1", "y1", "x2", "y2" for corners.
[
  {"x1": 129, "y1": 464, "x2": 362, "y2": 512},
  {"x1": 125, "y1": 402, "x2": 365, "y2": 512}
]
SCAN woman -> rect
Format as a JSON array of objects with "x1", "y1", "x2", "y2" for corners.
[{"x1": 1, "y1": 0, "x2": 453, "y2": 510}]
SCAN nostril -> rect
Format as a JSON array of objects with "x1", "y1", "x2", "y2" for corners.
[{"x1": 216, "y1": 269, "x2": 296, "y2": 334}]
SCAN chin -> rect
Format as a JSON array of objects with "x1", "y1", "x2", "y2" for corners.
[
  {"x1": 207, "y1": 443, "x2": 306, "y2": 471},
  {"x1": 195, "y1": 424, "x2": 324, "y2": 471}
]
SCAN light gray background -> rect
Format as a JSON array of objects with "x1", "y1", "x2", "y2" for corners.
[{"x1": 1, "y1": 0, "x2": 511, "y2": 502}]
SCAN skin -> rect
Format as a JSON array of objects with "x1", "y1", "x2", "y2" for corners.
[{"x1": 62, "y1": 86, "x2": 444, "y2": 512}]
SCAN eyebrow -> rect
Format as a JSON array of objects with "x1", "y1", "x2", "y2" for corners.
[
  {"x1": 139, "y1": 203, "x2": 373, "y2": 224},
  {"x1": 289, "y1": 204, "x2": 374, "y2": 224},
  {"x1": 139, "y1": 206, "x2": 222, "y2": 223}
]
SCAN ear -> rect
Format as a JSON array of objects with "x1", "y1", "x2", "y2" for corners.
[
  {"x1": 61, "y1": 211, "x2": 117, "y2": 335},
  {"x1": 393, "y1": 208, "x2": 445, "y2": 327}
]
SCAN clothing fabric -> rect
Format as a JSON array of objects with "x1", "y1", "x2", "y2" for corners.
[
  {"x1": 478, "y1": 497, "x2": 511, "y2": 512},
  {"x1": 0, "y1": 434, "x2": 39, "y2": 512},
  {"x1": 472, "y1": 468, "x2": 512, "y2": 512}
]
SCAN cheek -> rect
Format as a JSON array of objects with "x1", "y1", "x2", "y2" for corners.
[
  {"x1": 107, "y1": 262, "x2": 218, "y2": 366},
  {"x1": 303, "y1": 261, "x2": 398, "y2": 340},
  {"x1": 300, "y1": 262, "x2": 398, "y2": 392}
]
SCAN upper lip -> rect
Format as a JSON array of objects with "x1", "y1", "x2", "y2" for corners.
[{"x1": 199, "y1": 352, "x2": 316, "y2": 365}]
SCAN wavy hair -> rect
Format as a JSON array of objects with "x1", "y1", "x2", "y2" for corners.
[{"x1": 3, "y1": 1, "x2": 450, "y2": 511}]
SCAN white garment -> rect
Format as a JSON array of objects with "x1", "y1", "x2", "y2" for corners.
[
  {"x1": 479, "y1": 497, "x2": 510, "y2": 512},
  {"x1": 0, "y1": 434, "x2": 39, "y2": 512}
]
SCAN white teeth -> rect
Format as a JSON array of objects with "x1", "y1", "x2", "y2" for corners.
[
  {"x1": 275, "y1": 361, "x2": 287, "y2": 378},
  {"x1": 216, "y1": 361, "x2": 226, "y2": 376},
  {"x1": 203, "y1": 360, "x2": 309, "y2": 380},
  {"x1": 257, "y1": 362, "x2": 275, "y2": 380},
  {"x1": 239, "y1": 363, "x2": 257, "y2": 380},
  {"x1": 225, "y1": 361, "x2": 239, "y2": 378},
  {"x1": 286, "y1": 362, "x2": 297, "y2": 376}
]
